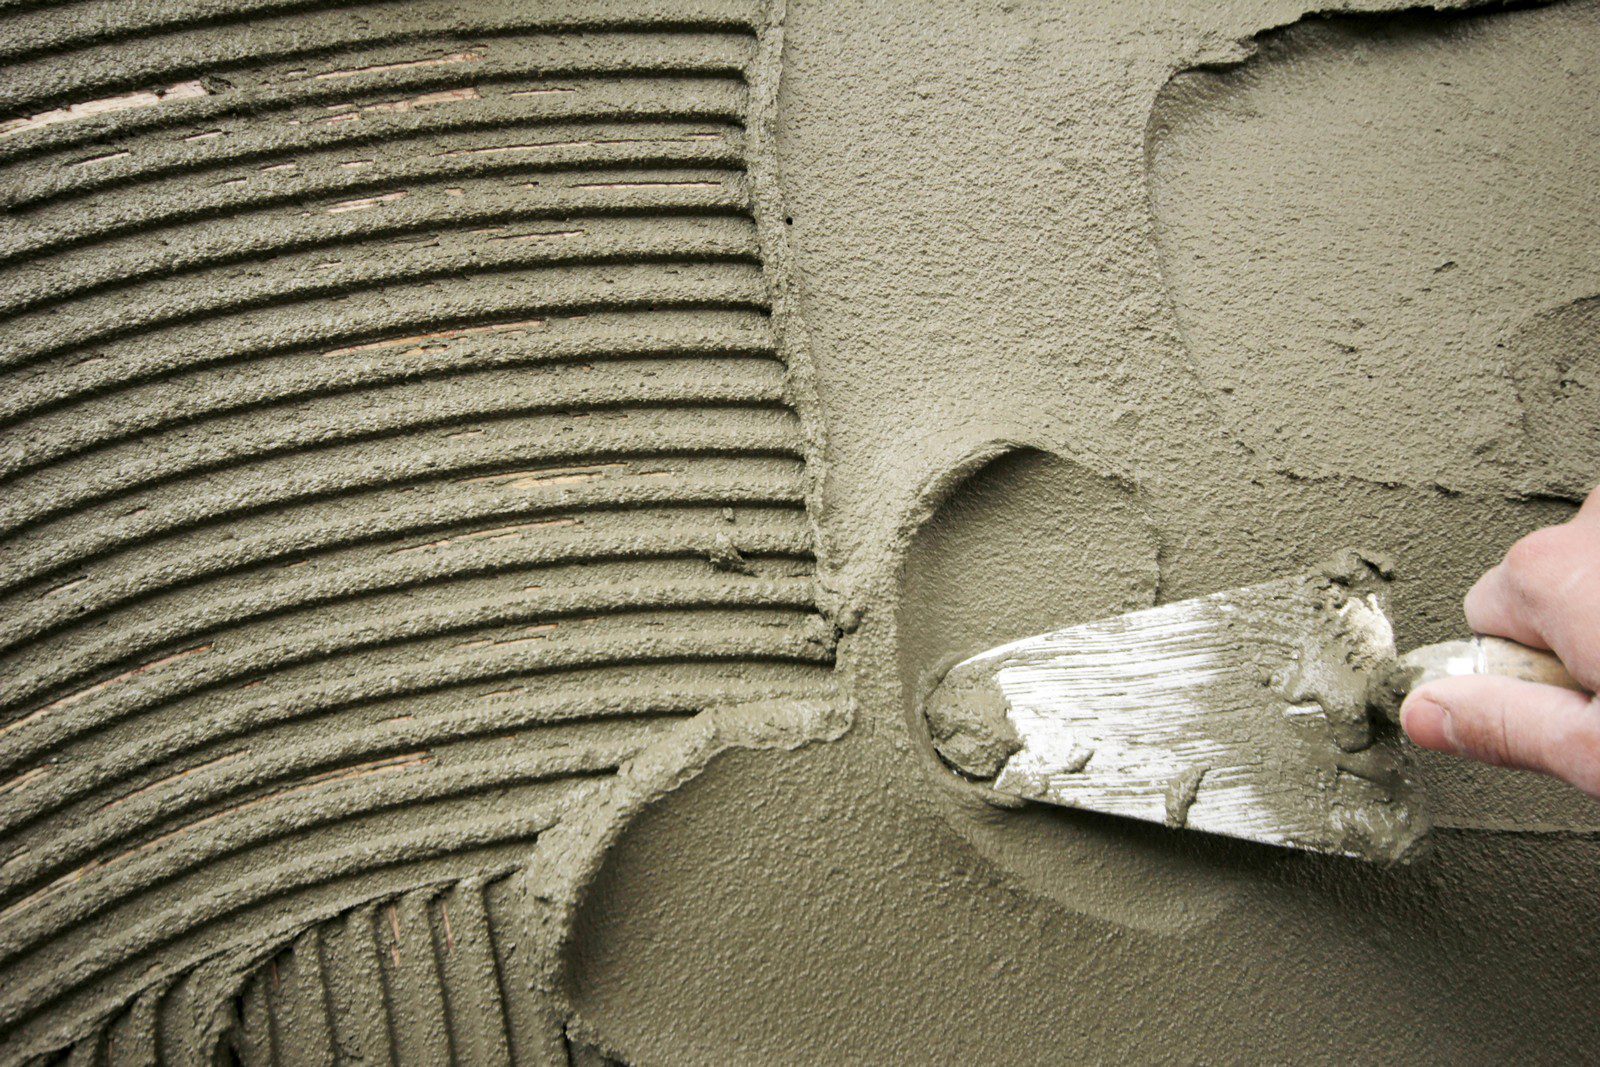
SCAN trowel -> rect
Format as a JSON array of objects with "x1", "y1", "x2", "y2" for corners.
[{"x1": 921, "y1": 551, "x2": 1584, "y2": 863}]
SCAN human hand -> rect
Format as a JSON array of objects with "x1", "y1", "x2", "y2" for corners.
[{"x1": 1401, "y1": 489, "x2": 1600, "y2": 796}]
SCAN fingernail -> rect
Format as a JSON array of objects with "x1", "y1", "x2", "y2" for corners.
[{"x1": 1401, "y1": 694, "x2": 1455, "y2": 754}]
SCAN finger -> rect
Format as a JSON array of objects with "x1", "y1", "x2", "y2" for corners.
[
  {"x1": 1402, "y1": 675, "x2": 1600, "y2": 798},
  {"x1": 1462, "y1": 522, "x2": 1600, "y2": 685},
  {"x1": 1578, "y1": 485, "x2": 1600, "y2": 523},
  {"x1": 1463, "y1": 563, "x2": 1549, "y2": 650}
]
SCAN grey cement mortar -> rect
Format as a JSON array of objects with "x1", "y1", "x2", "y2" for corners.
[
  {"x1": 0, "y1": 1, "x2": 841, "y2": 1060},
  {"x1": 3, "y1": 0, "x2": 1599, "y2": 1062},
  {"x1": 560, "y1": 1, "x2": 1600, "y2": 1063}
]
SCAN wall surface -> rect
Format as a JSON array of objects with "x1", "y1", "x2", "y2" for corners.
[
  {"x1": 567, "y1": 1, "x2": 1600, "y2": 1063},
  {"x1": 0, "y1": 0, "x2": 1597, "y2": 1063}
]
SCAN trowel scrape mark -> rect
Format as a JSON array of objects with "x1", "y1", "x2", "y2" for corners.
[
  {"x1": 1147, "y1": 2, "x2": 1600, "y2": 493},
  {"x1": 68, "y1": 149, "x2": 133, "y2": 168},
  {"x1": 0, "y1": 753, "x2": 437, "y2": 928},
  {"x1": 95, "y1": 751, "x2": 248, "y2": 814},
  {"x1": 0, "y1": 644, "x2": 213, "y2": 738},
  {"x1": 390, "y1": 517, "x2": 581, "y2": 554},
  {"x1": 321, "y1": 316, "x2": 548, "y2": 356},
  {"x1": 440, "y1": 131, "x2": 731, "y2": 159},
  {"x1": 40, "y1": 576, "x2": 89, "y2": 599},
  {"x1": 319, "y1": 86, "x2": 482, "y2": 122},
  {"x1": 0, "y1": 768, "x2": 50, "y2": 800},
  {"x1": 0, "y1": 2, "x2": 831, "y2": 1061},
  {"x1": 568, "y1": 178, "x2": 723, "y2": 190},
  {"x1": 1501, "y1": 294, "x2": 1600, "y2": 499},
  {"x1": 460, "y1": 461, "x2": 626, "y2": 489},
  {"x1": 483, "y1": 226, "x2": 588, "y2": 242}
]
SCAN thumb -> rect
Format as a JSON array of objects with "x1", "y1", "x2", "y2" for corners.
[{"x1": 1401, "y1": 675, "x2": 1600, "y2": 798}]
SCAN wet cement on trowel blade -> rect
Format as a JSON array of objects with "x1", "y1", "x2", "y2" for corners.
[{"x1": 929, "y1": 551, "x2": 1429, "y2": 863}]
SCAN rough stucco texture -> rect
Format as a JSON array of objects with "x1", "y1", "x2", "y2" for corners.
[
  {"x1": 566, "y1": 1, "x2": 1600, "y2": 1064},
  {"x1": 0, "y1": 1, "x2": 833, "y2": 1061},
  {"x1": 2, "y1": 0, "x2": 1599, "y2": 1063}
]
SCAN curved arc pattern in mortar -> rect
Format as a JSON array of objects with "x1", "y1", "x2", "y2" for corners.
[
  {"x1": 885, "y1": 442, "x2": 1266, "y2": 936},
  {"x1": 506, "y1": 0, "x2": 862, "y2": 1029},
  {"x1": 1142, "y1": 0, "x2": 1599, "y2": 496}
]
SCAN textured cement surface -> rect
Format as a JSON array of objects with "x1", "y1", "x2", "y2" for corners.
[
  {"x1": 0, "y1": 2, "x2": 837, "y2": 1060},
  {"x1": 565, "y1": 1, "x2": 1600, "y2": 1063},
  {"x1": 1, "y1": 0, "x2": 1598, "y2": 1063}
]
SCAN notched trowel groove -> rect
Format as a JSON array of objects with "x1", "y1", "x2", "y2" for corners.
[{"x1": 922, "y1": 550, "x2": 1432, "y2": 863}]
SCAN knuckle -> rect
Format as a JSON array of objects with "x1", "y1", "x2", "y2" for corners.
[
  {"x1": 1579, "y1": 486, "x2": 1600, "y2": 521},
  {"x1": 1502, "y1": 528, "x2": 1572, "y2": 600},
  {"x1": 1505, "y1": 527, "x2": 1563, "y2": 571}
]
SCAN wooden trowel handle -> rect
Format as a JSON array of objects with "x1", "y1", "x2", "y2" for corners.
[
  {"x1": 1403, "y1": 635, "x2": 1581, "y2": 691},
  {"x1": 1371, "y1": 636, "x2": 1584, "y2": 726}
]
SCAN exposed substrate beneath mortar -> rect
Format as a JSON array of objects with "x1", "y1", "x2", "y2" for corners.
[{"x1": 1, "y1": 0, "x2": 1598, "y2": 1063}]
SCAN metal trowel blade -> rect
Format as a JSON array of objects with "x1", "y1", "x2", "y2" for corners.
[{"x1": 921, "y1": 554, "x2": 1431, "y2": 863}]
